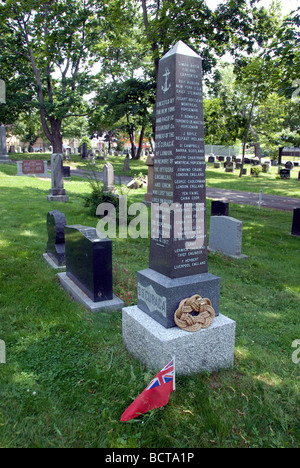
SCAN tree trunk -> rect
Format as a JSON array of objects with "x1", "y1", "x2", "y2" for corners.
[
  {"x1": 134, "y1": 126, "x2": 146, "y2": 160},
  {"x1": 254, "y1": 142, "x2": 261, "y2": 163},
  {"x1": 49, "y1": 118, "x2": 63, "y2": 153},
  {"x1": 278, "y1": 146, "x2": 284, "y2": 165},
  {"x1": 239, "y1": 93, "x2": 257, "y2": 178}
]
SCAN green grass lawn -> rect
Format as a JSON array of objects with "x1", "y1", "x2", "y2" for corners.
[{"x1": 0, "y1": 162, "x2": 299, "y2": 448}]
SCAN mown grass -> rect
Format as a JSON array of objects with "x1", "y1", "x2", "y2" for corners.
[{"x1": 0, "y1": 162, "x2": 299, "y2": 448}]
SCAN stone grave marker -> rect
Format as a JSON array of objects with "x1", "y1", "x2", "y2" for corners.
[
  {"x1": 280, "y1": 168, "x2": 290, "y2": 179},
  {"x1": 285, "y1": 161, "x2": 294, "y2": 170},
  {"x1": 122, "y1": 41, "x2": 235, "y2": 375},
  {"x1": 63, "y1": 166, "x2": 71, "y2": 178},
  {"x1": 211, "y1": 200, "x2": 229, "y2": 217},
  {"x1": 262, "y1": 163, "x2": 270, "y2": 173},
  {"x1": 43, "y1": 210, "x2": 67, "y2": 268},
  {"x1": 47, "y1": 153, "x2": 69, "y2": 202},
  {"x1": 17, "y1": 160, "x2": 49, "y2": 177},
  {"x1": 208, "y1": 216, "x2": 248, "y2": 259},
  {"x1": 0, "y1": 125, "x2": 10, "y2": 163},
  {"x1": 225, "y1": 161, "x2": 234, "y2": 172},
  {"x1": 58, "y1": 225, "x2": 124, "y2": 312},
  {"x1": 82, "y1": 142, "x2": 88, "y2": 159},
  {"x1": 208, "y1": 154, "x2": 215, "y2": 163},
  {"x1": 291, "y1": 208, "x2": 300, "y2": 236},
  {"x1": 123, "y1": 155, "x2": 130, "y2": 171},
  {"x1": 103, "y1": 162, "x2": 115, "y2": 192}
]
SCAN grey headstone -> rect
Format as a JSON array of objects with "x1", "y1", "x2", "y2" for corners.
[
  {"x1": 47, "y1": 153, "x2": 69, "y2": 202},
  {"x1": 103, "y1": 162, "x2": 115, "y2": 192},
  {"x1": 0, "y1": 125, "x2": 9, "y2": 162},
  {"x1": 209, "y1": 216, "x2": 247, "y2": 258}
]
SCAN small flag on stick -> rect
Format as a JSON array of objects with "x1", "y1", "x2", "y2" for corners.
[{"x1": 120, "y1": 358, "x2": 175, "y2": 422}]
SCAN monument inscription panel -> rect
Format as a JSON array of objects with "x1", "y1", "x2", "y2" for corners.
[{"x1": 150, "y1": 41, "x2": 207, "y2": 279}]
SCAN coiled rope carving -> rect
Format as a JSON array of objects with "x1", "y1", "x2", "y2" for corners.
[{"x1": 174, "y1": 294, "x2": 215, "y2": 332}]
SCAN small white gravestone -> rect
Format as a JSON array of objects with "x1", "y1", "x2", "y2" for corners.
[
  {"x1": 0, "y1": 339, "x2": 6, "y2": 364},
  {"x1": 0, "y1": 79, "x2": 6, "y2": 104},
  {"x1": 103, "y1": 162, "x2": 115, "y2": 192}
]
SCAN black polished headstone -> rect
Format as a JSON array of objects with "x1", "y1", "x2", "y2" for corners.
[
  {"x1": 280, "y1": 168, "x2": 290, "y2": 179},
  {"x1": 211, "y1": 200, "x2": 229, "y2": 217},
  {"x1": 291, "y1": 208, "x2": 300, "y2": 236},
  {"x1": 149, "y1": 40, "x2": 207, "y2": 279},
  {"x1": 63, "y1": 166, "x2": 71, "y2": 178},
  {"x1": 47, "y1": 210, "x2": 67, "y2": 266},
  {"x1": 82, "y1": 142, "x2": 88, "y2": 159},
  {"x1": 65, "y1": 225, "x2": 113, "y2": 302}
]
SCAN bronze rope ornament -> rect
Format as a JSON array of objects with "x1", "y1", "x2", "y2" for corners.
[{"x1": 174, "y1": 294, "x2": 215, "y2": 332}]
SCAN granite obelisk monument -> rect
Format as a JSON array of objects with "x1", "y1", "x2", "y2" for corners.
[{"x1": 122, "y1": 41, "x2": 236, "y2": 374}]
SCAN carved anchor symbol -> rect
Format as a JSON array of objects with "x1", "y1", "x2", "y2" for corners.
[{"x1": 162, "y1": 67, "x2": 171, "y2": 94}]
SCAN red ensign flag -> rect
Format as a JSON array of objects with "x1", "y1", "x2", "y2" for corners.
[{"x1": 120, "y1": 359, "x2": 175, "y2": 422}]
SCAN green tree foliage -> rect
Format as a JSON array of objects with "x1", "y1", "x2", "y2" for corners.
[
  {"x1": 0, "y1": 0, "x2": 138, "y2": 152},
  {"x1": 141, "y1": 0, "x2": 280, "y2": 80},
  {"x1": 91, "y1": 78, "x2": 156, "y2": 159}
]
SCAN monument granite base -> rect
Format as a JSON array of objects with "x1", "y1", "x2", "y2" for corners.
[
  {"x1": 47, "y1": 194, "x2": 69, "y2": 202},
  {"x1": 0, "y1": 156, "x2": 12, "y2": 164},
  {"x1": 122, "y1": 306, "x2": 236, "y2": 375},
  {"x1": 137, "y1": 268, "x2": 220, "y2": 328},
  {"x1": 58, "y1": 272, "x2": 124, "y2": 313}
]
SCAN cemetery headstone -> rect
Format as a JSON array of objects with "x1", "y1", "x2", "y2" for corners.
[
  {"x1": 103, "y1": 162, "x2": 115, "y2": 192},
  {"x1": 279, "y1": 168, "x2": 290, "y2": 179},
  {"x1": 47, "y1": 153, "x2": 69, "y2": 202},
  {"x1": 82, "y1": 142, "x2": 88, "y2": 159},
  {"x1": 43, "y1": 210, "x2": 67, "y2": 268},
  {"x1": 291, "y1": 208, "x2": 300, "y2": 236},
  {"x1": 122, "y1": 41, "x2": 235, "y2": 375},
  {"x1": 63, "y1": 166, "x2": 71, "y2": 178},
  {"x1": 208, "y1": 154, "x2": 215, "y2": 163},
  {"x1": 123, "y1": 155, "x2": 130, "y2": 171},
  {"x1": 208, "y1": 216, "x2": 248, "y2": 259},
  {"x1": 262, "y1": 163, "x2": 270, "y2": 173},
  {"x1": 17, "y1": 160, "x2": 49, "y2": 177},
  {"x1": 214, "y1": 161, "x2": 221, "y2": 168},
  {"x1": 285, "y1": 161, "x2": 294, "y2": 170},
  {"x1": 57, "y1": 225, "x2": 123, "y2": 312},
  {"x1": 0, "y1": 125, "x2": 10, "y2": 163},
  {"x1": 225, "y1": 161, "x2": 234, "y2": 172},
  {"x1": 211, "y1": 200, "x2": 229, "y2": 217}
]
